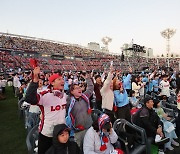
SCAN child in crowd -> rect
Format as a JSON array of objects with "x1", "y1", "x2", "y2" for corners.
[
  {"x1": 83, "y1": 113, "x2": 123, "y2": 154},
  {"x1": 129, "y1": 90, "x2": 142, "y2": 115},
  {"x1": 46, "y1": 124, "x2": 80, "y2": 154},
  {"x1": 153, "y1": 99, "x2": 179, "y2": 151}
]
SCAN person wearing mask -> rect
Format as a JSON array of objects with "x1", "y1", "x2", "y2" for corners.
[{"x1": 25, "y1": 67, "x2": 67, "y2": 154}]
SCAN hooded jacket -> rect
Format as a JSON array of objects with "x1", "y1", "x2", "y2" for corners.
[{"x1": 45, "y1": 124, "x2": 80, "y2": 154}]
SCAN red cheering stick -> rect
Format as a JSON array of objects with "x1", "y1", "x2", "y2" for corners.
[
  {"x1": 29, "y1": 58, "x2": 38, "y2": 80},
  {"x1": 30, "y1": 58, "x2": 38, "y2": 69}
]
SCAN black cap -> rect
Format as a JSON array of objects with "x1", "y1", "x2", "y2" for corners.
[{"x1": 144, "y1": 96, "x2": 153, "y2": 104}]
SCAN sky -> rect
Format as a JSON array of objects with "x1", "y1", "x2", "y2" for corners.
[{"x1": 0, "y1": 0, "x2": 180, "y2": 56}]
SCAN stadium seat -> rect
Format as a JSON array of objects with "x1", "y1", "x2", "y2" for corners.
[
  {"x1": 17, "y1": 97, "x2": 26, "y2": 119},
  {"x1": 26, "y1": 112, "x2": 40, "y2": 133},
  {"x1": 113, "y1": 119, "x2": 151, "y2": 154},
  {"x1": 26, "y1": 124, "x2": 39, "y2": 154}
]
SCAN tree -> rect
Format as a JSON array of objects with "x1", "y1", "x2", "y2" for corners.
[
  {"x1": 171, "y1": 53, "x2": 174, "y2": 57},
  {"x1": 161, "y1": 54, "x2": 164, "y2": 57}
]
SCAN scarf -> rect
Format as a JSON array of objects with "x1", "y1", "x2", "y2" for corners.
[{"x1": 66, "y1": 93, "x2": 92, "y2": 136}]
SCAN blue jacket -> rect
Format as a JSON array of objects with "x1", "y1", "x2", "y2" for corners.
[
  {"x1": 148, "y1": 80, "x2": 153, "y2": 92},
  {"x1": 114, "y1": 74, "x2": 131, "y2": 107},
  {"x1": 114, "y1": 90, "x2": 129, "y2": 107},
  {"x1": 64, "y1": 77, "x2": 69, "y2": 91},
  {"x1": 152, "y1": 79, "x2": 159, "y2": 92},
  {"x1": 142, "y1": 77, "x2": 149, "y2": 92},
  {"x1": 123, "y1": 74, "x2": 132, "y2": 90}
]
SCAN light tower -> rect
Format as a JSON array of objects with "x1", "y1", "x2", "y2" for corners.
[
  {"x1": 101, "y1": 36, "x2": 112, "y2": 52},
  {"x1": 161, "y1": 28, "x2": 176, "y2": 57}
]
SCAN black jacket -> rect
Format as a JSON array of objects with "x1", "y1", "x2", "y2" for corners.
[
  {"x1": 45, "y1": 124, "x2": 80, "y2": 154},
  {"x1": 133, "y1": 106, "x2": 162, "y2": 138},
  {"x1": 176, "y1": 77, "x2": 180, "y2": 89},
  {"x1": 25, "y1": 82, "x2": 39, "y2": 105}
]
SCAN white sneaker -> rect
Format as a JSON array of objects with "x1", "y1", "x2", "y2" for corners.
[
  {"x1": 172, "y1": 140, "x2": 180, "y2": 147},
  {"x1": 166, "y1": 145, "x2": 174, "y2": 151},
  {"x1": 158, "y1": 149, "x2": 165, "y2": 154}
]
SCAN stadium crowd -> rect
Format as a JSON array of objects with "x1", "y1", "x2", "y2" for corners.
[
  {"x1": 0, "y1": 34, "x2": 180, "y2": 73},
  {"x1": 0, "y1": 34, "x2": 180, "y2": 154}
]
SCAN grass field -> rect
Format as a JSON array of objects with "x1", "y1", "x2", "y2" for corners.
[{"x1": 0, "y1": 87, "x2": 27, "y2": 154}]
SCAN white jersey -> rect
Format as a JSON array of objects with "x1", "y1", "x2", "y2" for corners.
[
  {"x1": 29, "y1": 86, "x2": 47, "y2": 113},
  {"x1": 160, "y1": 80, "x2": 170, "y2": 97},
  {"x1": 37, "y1": 90, "x2": 67, "y2": 137}
]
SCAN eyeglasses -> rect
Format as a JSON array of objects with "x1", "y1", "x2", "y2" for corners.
[{"x1": 74, "y1": 87, "x2": 81, "y2": 90}]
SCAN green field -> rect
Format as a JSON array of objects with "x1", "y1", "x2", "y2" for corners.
[{"x1": 0, "y1": 87, "x2": 27, "y2": 154}]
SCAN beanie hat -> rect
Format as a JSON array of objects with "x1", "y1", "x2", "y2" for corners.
[
  {"x1": 49, "y1": 74, "x2": 61, "y2": 84},
  {"x1": 98, "y1": 114, "x2": 111, "y2": 151}
]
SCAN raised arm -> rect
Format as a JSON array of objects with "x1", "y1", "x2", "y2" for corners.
[
  {"x1": 83, "y1": 73, "x2": 94, "y2": 98},
  {"x1": 100, "y1": 65, "x2": 114, "y2": 93},
  {"x1": 123, "y1": 67, "x2": 132, "y2": 87},
  {"x1": 25, "y1": 67, "x2": 40, "y2": 105}
]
